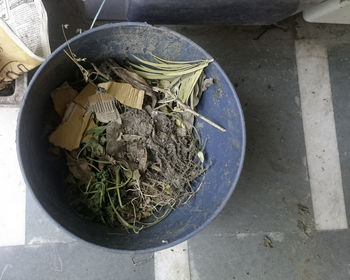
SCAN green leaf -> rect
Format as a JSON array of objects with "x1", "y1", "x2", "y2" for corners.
[
  {"x1": 132, "y1": 55, "x2": 194, "y2": 69},
  {"x1": 84, "y1": 125, "x2": 107, "y2": 137},
  {"x1": 129, "y1": 60, "x2": 193, "y2": 71},
  {"x1": 178, "y1": 69, "x2": 203, "y2": 104},
  {"x1": 131, "y1": 61, "x2": 210, "y2": 80}
]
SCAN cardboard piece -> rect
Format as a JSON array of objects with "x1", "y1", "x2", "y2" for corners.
[
  {"x1": 74, "y1": 83, "x2": 96, "y2": 107},
  {"x1": 88, "y1": 93, "x2": 121, "y2": 124},
  {"x1": 98, "y1": 82, "x2": 144, "y2": 110},
  {"x1": 51, "y1": 82, "x2": 78, "y2": 118},
  {"x1": 49, "y1": 104, "x2": 91, "y2": 151},
  {"x1": 49, "y1": 84, "x2": 96, "y2": 150}
]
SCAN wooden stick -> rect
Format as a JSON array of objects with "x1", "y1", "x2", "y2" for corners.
[{"x1": 152, "y1": 87, "x2": 226, "y2": 132}]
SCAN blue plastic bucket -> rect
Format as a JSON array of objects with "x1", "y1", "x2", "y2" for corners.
[{"x1": 17, "y1": 23, "x2": 245, "y2": 253}]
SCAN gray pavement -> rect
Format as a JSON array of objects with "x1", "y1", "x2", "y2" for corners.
[
  {"x1": 329, "y1": 43, "x2": 350, "y2": 219},
  {"x1": 0, "y1": 2, "x2": 350, "y2": 279}
]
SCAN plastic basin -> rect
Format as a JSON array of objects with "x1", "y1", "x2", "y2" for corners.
[{"x1": 17, "y1": 22, "x2": 245, "y2": 253}]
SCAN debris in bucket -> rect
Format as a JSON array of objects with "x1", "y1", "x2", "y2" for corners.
[{"x1": 48, "y1": 43, "x2": 225, "y2": 232}]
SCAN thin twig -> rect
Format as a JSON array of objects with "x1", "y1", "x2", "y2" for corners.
[
  {"x1": 92, "y1": 63, "x2": 110, "y2": 81},
  {"x1": 115, "y1": 166, "x2": 124, "y2": 208},
  {"x1": 61, "y1": 25, "x2": 74, "y2": 57},
  {"x1": 153, "y1": 87, "x2": 226, "y2": 132}
]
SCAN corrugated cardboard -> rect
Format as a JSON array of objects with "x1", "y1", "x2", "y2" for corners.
[
  {"x1": 49, "y1": 83, "x2": 96, "y2": 150},
  {"x1": 51, "y1": 82, "x2": 78, "y2": 118},
  {"x1": 49, "y1": 104, "x2": 91, "y2": 151},
  {"x1": 98, "y1": 82, "x2": 144, "y2": 110}
]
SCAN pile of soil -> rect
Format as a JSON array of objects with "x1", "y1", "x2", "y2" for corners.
[{"x1": 67, "y1": 106, "x2": 204, "y2": 231}]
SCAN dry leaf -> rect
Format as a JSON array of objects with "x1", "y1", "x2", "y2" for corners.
[
  {"x1": 197, "y1": 151, "x2": 205, "y2": 163},
  {"x1": 99, "y1": 82, "x2": 144, "y2": 110},
  {"x1": 191, "y1": 73, "x2": 214, "y2": 109},
  {"x1": 181, "y1": 111, "x2": 194, "y2": 130},
  {"x1": 127, "y1": 142, "x2": 147, "y2": 171},
  {"x1": 173, "y1": 106, "x2": 183, "y2": 113},
  {"x1": 133, "y1": 170, "x2": 141, "y2": 181},
  {"x1": 106, "y1": 121, "x2": 123, "y2": 157},
  {"x1": 178, "y1": 69, "x2": 203, "y2": 104},
  {"x1": 126, "y1": 69, "x2": 149, "y2": 86},
  {"x1": 159, "y1": 80, "x2": 171, "y2": 89},
  {"x1": 264, "y1": 236, "x2": 273, "y2": 248},
  {"x1": 66, "y1": 156, "x2": 93, "y2": 184},
  {"x1": 139, "y1": 150, "x2": 148, "y2": 171},
  {"x1": 297, "y1": 220, "x2": 312, "y2": 237},
  {"x1": 122, "y1": 134, "x2": 143, "y2": 141},
  {"x1": 297, "y1": 203, "x2": 310, "y2": 215},
  {"x1": 202, "y1": 77, "x2": 214, "y2": 91},
  {"x1": 175, "y1": 119, "x2": 186, "y2": 129},
  {"x1": 130, "y1": 56, "x2": 212, "y2": 80}
]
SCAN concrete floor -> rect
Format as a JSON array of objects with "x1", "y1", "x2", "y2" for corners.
[{"x1": 0, "y1": 1, "x2": 350, "y2": 279}]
